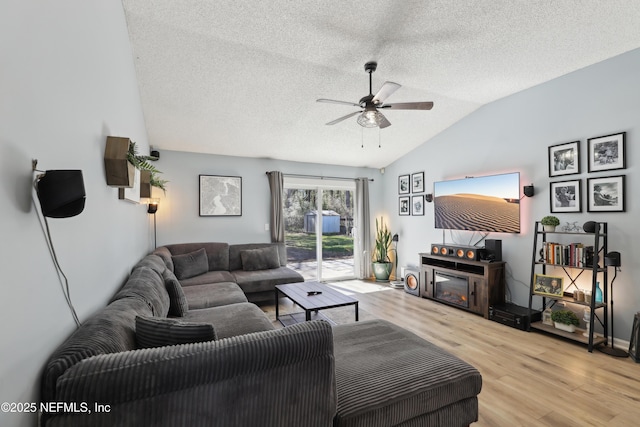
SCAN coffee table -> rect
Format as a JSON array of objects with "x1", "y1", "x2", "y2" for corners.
[{"x1": 275, "y1": 281, "x2": 359, "y2": 325}]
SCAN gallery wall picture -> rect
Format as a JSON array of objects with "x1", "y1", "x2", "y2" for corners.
[
  {"x1": 550, "y1": 179, "x2": 581, "y2": 213},
  {"x1": 399, "y1": 196, "x2": 410, "y2": 216},
  {"x1": 548, "y1": 141, "x2": 580, "y2": 177},
  {"x1": 587, "y1": 132, "x2": 626, "y2": 172},
  {"x1": 199, "y1": 175, "x2": 242, "y2": 216},
  {"x1": 412, "y1": 195, "x2": 424, "y2": 216},
  {"x1": 587, "y1": 175, "x2": 625, "y2": 212},
  {"x1": 398, "y1": 175, "x2": 410, "y2": 194},
  {"x1": 411, "y1": 171, "x2": 425, "y2": 193}
]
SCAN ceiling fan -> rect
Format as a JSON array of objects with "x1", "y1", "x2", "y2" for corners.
[{"x1": 317, "y1": 61, "x2": 433, "y2": 129}]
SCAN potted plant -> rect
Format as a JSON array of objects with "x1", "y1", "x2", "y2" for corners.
[
  {"x1": 372, "y1": 217, "x2": 393, "y2": 282},
  {"x1": 551, "y1": 309, "x2": 579, "y2": 333},
  {"x1": 541, "y1": 215, "x2": 560, "y2": 232}
]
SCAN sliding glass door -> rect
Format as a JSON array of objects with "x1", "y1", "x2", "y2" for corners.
[{"x1": 283, "y1": 177, "x2": 356, "y2": 281}]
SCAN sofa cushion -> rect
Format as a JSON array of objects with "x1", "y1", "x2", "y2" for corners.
[
  {"x1": 172, "y1": 248, "x2": 209, "y2": 280},
  {"x1": 332, "y1": 320, "x2": 482, "y2": 427},
  {"x1": 135, "y1": 316, "x2": 217, "y2": 348},
  {"x1": 132, "y1": 254, "x2": 167, "y2": 277},
  {"x1": 163, "y1": 269, "x2": 189, "y2": 317},
  {"x1": 240, "y1": 246, "x2": 281, "y2": 271},
  {"x1": 41, "y1": 297, "x2": 154, "y2": 403},
  {"x1": 178, "y1": 270, "x2": 236, "y2": 287},
  {"x1": 233, "y1": 267, "x2": 304, "y2": 294},
  {"x1": 182, "y1": 302, "x2": 275, "y2": 339},
  {"x1": 163, "y1": 242, "x2": 230, "y2": 271},
  {"x1": 152, "y1": 246, "x2": 174, "y2": 272},
  {"x1": 229, "y1": 243, "x2": 287, "y2": 271},
  {"x1": 181, "y1": 281, "x2": 248, "y2": 309},
  {"x1": 111, "y1": 266, "x2": 171, "y2": 317}
]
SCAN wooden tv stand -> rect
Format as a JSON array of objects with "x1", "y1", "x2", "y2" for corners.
[{"x1": 419, "y1": 253, "x2": 505, "y2": 318}]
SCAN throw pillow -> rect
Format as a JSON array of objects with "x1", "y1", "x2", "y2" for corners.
[
  {"x1": 135, "y1": 316, "x2": 217, "y2": 349},
  {"x1": 172, "y1": 248, "x2": 208, "y2": 280},
  {"x1": 240, "y1": 246, "x2": 280, "y2": 271},
  {"x1": 162, "y1": 269, "x2": 189, "y2": 317}
]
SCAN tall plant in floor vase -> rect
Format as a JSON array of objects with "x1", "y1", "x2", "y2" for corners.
[{"x1": 372, "y1": 217, "x2": 393, "y2": 281}]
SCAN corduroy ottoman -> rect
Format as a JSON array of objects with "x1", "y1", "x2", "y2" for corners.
[{"x1": 332, "y1": 320, "x2": 482, "y2": 427}]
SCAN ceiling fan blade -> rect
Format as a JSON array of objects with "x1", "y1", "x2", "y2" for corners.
[
  {"x1": 326, "y1": 110, "x2": 362, "y2": 125},
  {"x1": 380, "y1": 101, "x2": 434, "y2": 110},
  {"x1": 317, "y1": 98, "x2": 360, "y2": 107},
  {"x1": 377, "y1": 112, "x2": 391, "y2": 129},
  {"x1": 372, "y1": 81, "x2": 401, "y2": 104}
]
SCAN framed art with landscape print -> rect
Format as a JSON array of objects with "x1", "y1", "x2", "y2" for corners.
[
  {"x1": 549, "y1": 141, "x2": 580, "y2": 177},
  {"x1": 588, "y1": 132, "x2": 625, "y2": 172},
  {"x1": 587, "y1": 175, "x2": 625, "y2": 212},
  {"x1": 533, "y1": 274, "x2": 564, "y2": 297},
  {"x1": 199, "y1": 175, "x2": 242, "y2": 216},
  {"x1": 550, "y1": 179, "x2": 581, "y2": 213}
]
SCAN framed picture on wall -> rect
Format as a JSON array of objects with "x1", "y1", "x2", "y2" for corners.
[
  {"x1": 412, "y1": 195, "x2": 424, "y2": 216},
  {"x1": 411, "y1": 172, "x2": 425, "y2": 193},
  {"x1": 399, "y1": 175, "x2": 410, "y2": 194},
  {"x1": 587, "y1": 132, "x2": 626, "y2": 172},
  {"x1": 199, "y1": 175, "x2": 242, "y2": 216},
  {"x1": 587, "y1": 175, "x2": 625, "y2": 212},
  {"x1": 548, "y1": 141, "x2": 580, "y2": 177},
  {"x1": 399, "y1": 196, "x2": 410, "y2": 216},
  {"x1": 550, "y1": 179, "x2": 581, "y2": 213}
]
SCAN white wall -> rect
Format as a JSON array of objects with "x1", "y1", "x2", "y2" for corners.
[
  {"x1": 385, "y1": 48, "x2": 640, "y2": 343},
  {"x1": 0, "y1": 2, "x2": 151, "y2": 426},
  {"x1": 153, "y1": 150, "x2": 381, "y2": 247}
]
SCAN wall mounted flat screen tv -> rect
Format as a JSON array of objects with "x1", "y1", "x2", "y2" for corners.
[{"x1": 433, "y1": 172, "x2": 520, "y2": 233}]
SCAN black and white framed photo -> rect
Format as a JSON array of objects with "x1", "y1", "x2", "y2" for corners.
[
  {"x1": 550, "y1": 179, "x2": 581, "y2": 213},
  {"x1": 199, "y1": 175, "x2": 242, "y2": 216},
  {"x1": 398, "y1": 175, "x2": 410, "y2": 194},
  {"x1": 548, "y1": 141, "x2": 580, "y2": 177},
  {"x1": 399, "y1": 196, "x2": 410, "y2": 216},
  {"x1": 587, "y1": 175, "x2": 625, "y2": 212},
  {"x1": 587, "y1": 132, "x2": 626, "y2": 172},
  {"x1": 411, "y1": 171, "x2": 424, "y2": 193},
  {"x1": 411, "y1": 195, "x2": 424, "y2": 216}
]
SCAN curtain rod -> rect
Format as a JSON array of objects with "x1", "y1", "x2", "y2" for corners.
[{"x1": 266, "y1": 172, "x2": 373, "y2": 182}]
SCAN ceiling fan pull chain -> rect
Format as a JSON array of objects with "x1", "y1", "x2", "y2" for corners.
[
  {"x1": 378, "y1": 127, "x2": 381, "y2": 148},
  {"x1": 361, "y1": 127, "x2": 364, "y2": 148}
]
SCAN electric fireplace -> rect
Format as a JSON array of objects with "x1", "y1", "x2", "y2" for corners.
[{"x1": 434, "y1": 271, "x2": 469, "y2": 308}]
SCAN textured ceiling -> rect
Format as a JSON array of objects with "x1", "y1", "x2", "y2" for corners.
[{"x1": 121, "y1": 0, "x2": 640, "y2": 168}]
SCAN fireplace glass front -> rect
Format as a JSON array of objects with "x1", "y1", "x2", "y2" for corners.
[{"x1": 434, "y1": 271, "x2": 469, "y2": 308}]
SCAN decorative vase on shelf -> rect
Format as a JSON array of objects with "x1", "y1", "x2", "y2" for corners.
[
  {"x1": 595, "y1": 282, "x2": 603, "y2": 303},
  {"x1": 543, "y1": 225, "x2": 556, "y2": 232}
]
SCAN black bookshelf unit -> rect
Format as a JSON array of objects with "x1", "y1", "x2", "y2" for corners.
[{"x1": 527, "y1": 221, "x2": 609, "y2": 352}]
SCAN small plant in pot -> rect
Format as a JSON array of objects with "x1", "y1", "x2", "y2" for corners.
[
  {"x1": 372, "y1": 217, "x2": 393, "y2": 282},
  {"x1": 551, "y1": 309, "x2": 579, "y2": 333},
  {"x1": 541, "y1": 215, "x2": 560, "y2": 232}
]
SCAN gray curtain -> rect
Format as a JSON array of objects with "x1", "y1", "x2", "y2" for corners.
[
  {"x1": 266, "y1": 171, "x2": 285, "y2": 243},
  {"x1": 354, "y1": 178, "x2": 371, "y2": 280}
]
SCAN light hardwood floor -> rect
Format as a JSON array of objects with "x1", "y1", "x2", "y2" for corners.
[{"x1": 263, "y1": 280, "x2": 640, "y2": 427}]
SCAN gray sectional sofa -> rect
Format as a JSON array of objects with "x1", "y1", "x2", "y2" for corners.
[{"x1": 40, "y1": 242, "x2": 482, "y2": 426}]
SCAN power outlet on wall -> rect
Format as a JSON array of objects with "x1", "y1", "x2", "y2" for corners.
[{"x1": 264, "y1": 224, "x2": 270, "y2": 231}]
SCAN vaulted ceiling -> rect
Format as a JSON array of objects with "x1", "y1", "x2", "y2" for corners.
[{"x1": 122, "y1": 0, "x2": 640, "y2": 168}]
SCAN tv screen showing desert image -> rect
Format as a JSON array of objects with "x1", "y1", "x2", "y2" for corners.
[{"x1": 434, "y1": 172, "x2": 520, "y2": 233}]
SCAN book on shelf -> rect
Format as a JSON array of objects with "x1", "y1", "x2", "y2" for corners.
[{"x1": 542, "y1": 242, "x2": 593, "y2": 267}]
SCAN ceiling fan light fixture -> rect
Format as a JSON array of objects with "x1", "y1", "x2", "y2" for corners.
[{"x1": 357, "y1": 110, "x2": 381, "y2": 128}]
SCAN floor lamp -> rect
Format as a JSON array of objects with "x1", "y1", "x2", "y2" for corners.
[
  {"x1": 390, "y1": 234, "x2": 403, "y2": 288},
  {"x1": 598, "y1": 251, "x2": 628, "y2": 357},
  {"x1": 147, "y1": 199, "x2": 159, "y2": 249}
]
